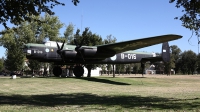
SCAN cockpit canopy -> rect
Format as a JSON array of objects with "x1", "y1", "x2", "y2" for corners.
[{"x1": 44, "y1": 41, "x2": 63, "y2": 47}]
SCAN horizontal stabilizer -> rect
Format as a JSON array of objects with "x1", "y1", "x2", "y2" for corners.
[{"x1": 141, "y1": 42, "x2": 170, "y2": 63}]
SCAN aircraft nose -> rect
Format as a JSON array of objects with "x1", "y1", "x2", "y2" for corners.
[
  {"x1": 23, "y1": 45, "x2": 31, "y2": 55},
  {"x1": 22, "y1": 45, "x2": 27, "y2": 53}
]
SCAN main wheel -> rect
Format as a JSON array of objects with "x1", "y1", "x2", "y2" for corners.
[
  {"x1": 73, "y1": 66, "x2": 84, "y2": 77},
  {"x1": 53, "y1": 66, "x2": 62, "y2": 77}
]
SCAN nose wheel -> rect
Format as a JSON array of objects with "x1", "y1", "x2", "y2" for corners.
[{"x1": 73, "y1": 65, "x2": 84, "y2": 77}]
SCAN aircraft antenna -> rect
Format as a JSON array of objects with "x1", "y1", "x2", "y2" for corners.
[{"x1": 81, "y1": 14, "x2": 83, "y2": 32}]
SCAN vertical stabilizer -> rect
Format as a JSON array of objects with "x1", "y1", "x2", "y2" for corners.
[{"x1": 162, "y1": 42, "x2": 170, "y2": 63}]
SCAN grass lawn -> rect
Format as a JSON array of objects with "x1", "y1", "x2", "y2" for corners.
[{"x1": 0, "y1": 74, "x2": 200, "y2": 112}]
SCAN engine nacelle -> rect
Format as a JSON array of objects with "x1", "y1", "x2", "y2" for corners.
[
  {"x1": 63, "y1": 50, "x2": 77, "y2": 59},
  {"x1": 82, "y1": 49, "x2": 97, "y2": 57}
]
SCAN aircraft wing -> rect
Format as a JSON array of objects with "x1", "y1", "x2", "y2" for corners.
[{"x1": 97, "y1": 34, "x2": 182, "y2": 54}]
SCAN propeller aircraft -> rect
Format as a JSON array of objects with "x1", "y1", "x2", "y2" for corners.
[{"x1": 23, "y1": 34, "x2": 182, "y2": 77}]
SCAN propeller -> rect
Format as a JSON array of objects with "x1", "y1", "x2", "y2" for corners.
[
  {"x1": 74, "y1": 38, "x2": 85, "y2": 62},
  {"x1": 56, "y1": 40, "x2": 65, "y2": 61}
]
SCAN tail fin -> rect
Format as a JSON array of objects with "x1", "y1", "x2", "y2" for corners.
[{"x1": 162, "y1": 42, "x2": 170, "y2": 63}]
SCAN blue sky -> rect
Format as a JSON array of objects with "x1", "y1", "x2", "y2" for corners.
[{"x1": 0, "y1": 0, "x2": 199, "y2": 58}]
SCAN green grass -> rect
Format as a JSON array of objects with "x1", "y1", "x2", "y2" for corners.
[{"x1": 0, "y1": 75, "x2": 200, "y2": 111}]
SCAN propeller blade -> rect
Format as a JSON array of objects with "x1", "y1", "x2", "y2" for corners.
[
  {"x1": 55, "y1": 40, "x2": 66, "y2": 62},
  {"x1": 56, "y1": 40, "x2": 65, "y2": 55},
  {"x1": 78, "y1": 50, "x2": 85, "y2": 62},
  {"x1": 56, "y1": 42, "x2": 61, "y2": 50},
  {"x1": 74, "y1": 39, "x2": 78, "y2": 47},
  {"x1": 60, "y1": 40, "x2": 65, "y2": 50},
  {"x1": 74, "y1": 38, "x2": 85, "y2": 62}
]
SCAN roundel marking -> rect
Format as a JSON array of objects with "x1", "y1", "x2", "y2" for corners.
[
  {"x1": 45, "y1": 48, "x2": 49, "y2": 52},
  {"x1": 110, "y1": 55, "x2": 117, "y2": 61}
]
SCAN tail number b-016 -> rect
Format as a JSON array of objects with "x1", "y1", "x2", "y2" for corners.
[{"x1": 121, "y1": 53, "x2": 136, "y2": 59}]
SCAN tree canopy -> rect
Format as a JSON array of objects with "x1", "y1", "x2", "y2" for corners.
[
  {"x1": 170, "y1": 0, "x2": 200, "y2": 37},
  {"x1": 0, "y1": 0, "x2": 79, "y2": 29},
  {"x1": 0, "y1": 58, "x2": 3, "y2": 72},
  {"x1": 0, "y1": 14, "x2": 63, "y2": 72}
]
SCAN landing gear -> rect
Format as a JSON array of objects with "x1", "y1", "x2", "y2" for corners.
[
  {"x1": 52, "y1": 65, "x2": 84, "y2": 77},
  {"x1": 73, "y1": 65, "x2": 84, "y2": 77},
  {"x1": 141, "y1": 63, "x2": 145, "y2": 77},
  {"x1": 53, "y1": 66, "x2": 62, "y2": 77}
]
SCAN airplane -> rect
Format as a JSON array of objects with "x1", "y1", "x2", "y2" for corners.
[{"x1": 23, "y1": 34, "x2": 182, "y2": 77}]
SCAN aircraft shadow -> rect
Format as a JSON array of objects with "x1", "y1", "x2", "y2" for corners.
[
  {"x1": 76, "y1": 77, "x2": 131, "y2": 85},
  {"x1": 0, "y1": 93, "x2": 199, "y2": 111},
  {"x1": 19, "y1": 76, "x2": 130, "y2": 85}
]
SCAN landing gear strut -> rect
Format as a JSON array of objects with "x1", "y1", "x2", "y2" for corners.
[
  {"x1": 73, "y1": 65, "x2": 84, "y2": 77},
  {"x1": 141, "y1": 63, "x2": 145, "y2": 77}
]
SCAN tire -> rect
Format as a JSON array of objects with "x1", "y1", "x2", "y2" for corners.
[
  {"x1": 53, "y1": 66, "x2": 62, "y2": 77},
  {"x1": 73, "y1": 66, "x2": 84, "y2": 77}
]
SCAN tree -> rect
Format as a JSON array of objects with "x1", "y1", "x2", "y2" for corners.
[
  {"x1": 0, "y1": 0, "x2": 79, "y2": 29},
  {"x1": 63, "y1": 23, "x2": 75, "y2": 44},
  {"x1": 164, "y1": 55, "x2": 175, "y2": 75},
  {"x1": 125, "y1": 64, "x2": 132, "y2": 74},
  {"x1": 180, "y1": 50, "x2": 197, "y2": 75},
  {"x1": 106, "y1": 64, "x2": 112, "y2": 75},
  {"x1": 39, "y1": 14, "x2": 64, "y2": 42},
  {"x1": 28, "y1": 60, "x2": 42, "y2": 75},
  {"x1": 169, "y1": 0, "x2": 200, "y2": 37},
  {"x1": 0, "y1": 14, "x2": 63, "y2": 73},
  {"x1": 104, "y1": 34, "x2": 117, "y2": 44},
  {"x1": 180, "y1": 54, "x2": 187, "y2": 75},
  {"x1": 170, "y1": 45, "x2": 182, "y2": 74},
  {"x1": 196, "y1": 54, "x2": 200, "y2": 74},
  {"x1": 0, "y1": 29, "x2": 24, "y2": 72},
  {"x1": 0, "y1": 58, "x2": 3, "y2": 72},
  {"x1": 132, "y1": 63, "x2": 140, "y2": 75},
  {"x1": 116, "y1": 64, "x2": 125, "y2": 75},
  {"x1": 186, "y1": 50, "x2": 197, "y2": 75}
]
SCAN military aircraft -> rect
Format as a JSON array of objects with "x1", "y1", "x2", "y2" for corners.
[{"x1": 23, "y1": 34, "x2": 182, "y2": 77}]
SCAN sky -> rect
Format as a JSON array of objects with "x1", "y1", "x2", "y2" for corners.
[{"x1": 0, "y1": 0, "x2": 199, "y2": 58}]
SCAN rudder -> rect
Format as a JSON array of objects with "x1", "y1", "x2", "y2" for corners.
[{"x1": 162, "y1": 42, "x2": 170, "y2": 63}]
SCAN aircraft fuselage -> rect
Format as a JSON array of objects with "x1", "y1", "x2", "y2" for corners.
[{"x1": 24, "y1": 43, "x2": 156, "y2": 65}]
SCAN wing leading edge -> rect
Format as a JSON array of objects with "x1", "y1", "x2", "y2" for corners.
[{"x1": 97, "y1": 34, "x2": 182, "y2": 54}]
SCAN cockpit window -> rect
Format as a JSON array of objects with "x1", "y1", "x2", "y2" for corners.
[{"x1": 44, "y1": 41, "x2": 62, "y2": 47}]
